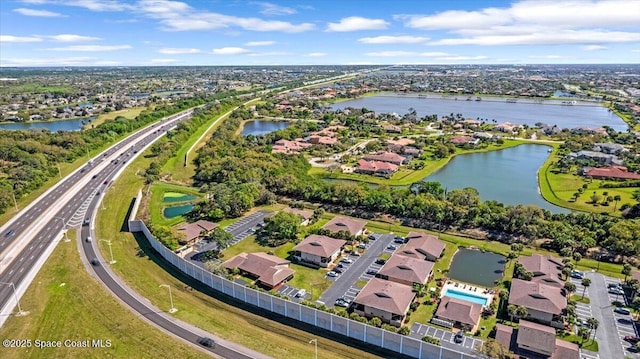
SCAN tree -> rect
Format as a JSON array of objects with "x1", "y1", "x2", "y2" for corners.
[
  {"x1": 577, "y1": 327, "x2": 590, "y2": 345},
  {"x1": 564, "y1": 281, "x2": 577, "y2": 296},
  {"x1": 614, "y1": 194, "x2": 622, "y2": 211},
  {"x1": 623, "y1": 263, "x2": 633, "y2": 283},
  {"x1": 572, "y1": 252, "x2": 582, "y2": 263},
  {"x1": 581, "y1": 278, "x2": 591, "y2": 299},
  {"x1": 204, "y1": 227, "x2": 234, "y2": 250},
  {"x1": 562, "y1": 266, "x2": 572, "y2": 280},
  {"x1": 507, "y1": 304, "x2": 518, "y2": 322},
  {"x1": 258, "y1": 211, "x2": 301, "y2": 246},
  {"x1": 515, "y1": 306, "x2": 528, "y2": 321},
  {"x1": 587, "y1": 317, "x2": 599, "y2": 342},
  {"x1": 412, "y1": 283, "x2": 427, "y2": 298},
  {"x1": 477, "y1": 338, "x2": 513, "y2": 359}
]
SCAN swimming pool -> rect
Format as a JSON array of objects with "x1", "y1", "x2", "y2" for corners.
[{"x1": 444, "y1": 288, "x2": 489, "y2": 307}]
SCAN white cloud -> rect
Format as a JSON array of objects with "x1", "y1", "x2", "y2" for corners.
[
  {"x1": 0, "y1": 35, "x2": 42, "y2": 43},
  {"x1": 437, "y1": 55, "x2": 488, "y2": 61},
  {"x1": 358, "y1": 35, "x2": 428, "y2": 44},
  {"x1": 157, "y1": 47, "x2": 200, "y2": 54},
  {"x1": 149, "y1": 58, "x2": 179, "y2": 64},
  {"x1": 57, "y1": 0, "x2": 131, "y2": 11},
  {"x1": 212, "y1": 47, "x2": 251, "y2": 55},
  {"x1": 397, "y1": 0, "x2": 640, "y2": 46},
  {"x1": 582, "y1": 45, "x2": 607, "y2": 51},
  {"x1": 0, "y1": 56, "x2": 96, "y2": 66},
  {"x1": 365, "y1": 51, "x2": 418, "y2": 57},
  {"x1": 48, "y1": 34, "x2": 102, "y2": 42},
  {"x1": 13, "y1": 8, "x2": 65, "y2": 17},
  {"x1": 46, "y1": 44, "x2": 131, "y2": 51},
  {"x1": 529, "y1": 55, "x2": 566, "y2": 59},
  {"x1": 248, "y1": 51, "x2": 291, "y2": 57},
  {"x1": 245, "y1": 41, "x2": 276, "y2": 46},
  {"x1": 305, "y1": 52, "x2": 327, "y2": 57},
  {"x1": 326, "y1": 16, "x2": 389, "y2": 32},
  {"x1": 254, "y1": 2, "x2": 296, "y2": 16}
]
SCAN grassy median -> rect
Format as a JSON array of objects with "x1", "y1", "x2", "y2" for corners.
[{"x1": 0, "y1": 230, "x2": 207, "y2": 359}]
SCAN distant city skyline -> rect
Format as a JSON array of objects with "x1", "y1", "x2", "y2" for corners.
[{"x1": 1, "y1": 0, "x2": 639, "y2": 67}]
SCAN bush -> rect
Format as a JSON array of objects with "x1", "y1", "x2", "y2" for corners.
[
  {"x1": 398, "y1": 326, "x2": 411, "y2": 335},
  {"x1": 421, "y1": 336, "x2": 441, "y2": 345}
]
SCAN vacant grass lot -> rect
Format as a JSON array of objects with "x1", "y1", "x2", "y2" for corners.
[
  {"x1": 0, "y1": 231, "x2": 206, "y2": 359},
  {"x1": 85, "y1": 107, "x2": 146, "y2": 129},
  {"x1": 96, "y1": 145, "x2": 384, "y2": 359}
]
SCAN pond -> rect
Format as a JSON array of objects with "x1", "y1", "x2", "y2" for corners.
[
  {"x1": 448, "y1": 248, "x2": 506, "y2": 287},
  {"x1": 163, "y1": 192, "x2": 197, "y2": 203},
  {"x1": 425, "y1": 144, "x2": 569, "y2": 213},
  {"x1": 241, "y1": 120, "x2": 291, "y2": 136},
  {"x1": 163, "y1": 204, "x2": 194, "y2": 219},
  {"x1": 0, "y1": 116, "x2": 95, "y2": 131},
  {"x1": 331, "y1": 94, "x2": 627, "y2": 132}
]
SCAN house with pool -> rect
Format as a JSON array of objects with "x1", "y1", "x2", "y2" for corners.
[{"x1": 435, "y1": 282, "x2": 494, "y2": 332}]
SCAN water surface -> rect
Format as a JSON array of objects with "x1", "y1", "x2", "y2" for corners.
[
  {"x1": 241, "y1": 120, "x2": 291, "y2": 136},
  {"x1": 448, "y1": 248, "x2": 505, "y2": 287},
  {"x1": 0, "y1": 117, "x2": 95, "y2": 131},
  {"x1": 163, "y1": 204, "x2": 194, "y2": 219}
]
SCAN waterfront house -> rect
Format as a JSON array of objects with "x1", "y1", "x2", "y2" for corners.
[
  {"x1": 354, "y1": 159, "x2": 399, "y2": 176},
  {"x1": 363, "y1": 151, "x2": 407, "y2": 166},
  {"x1": 401, "y1": 232, "x2": 445, "y2": 262},
  {"x1": 518, "y1": 254, "x2": 564, "y2": 288},
  {"x1": 581, "y1": 166, "x2": 640, "y2": 180}
]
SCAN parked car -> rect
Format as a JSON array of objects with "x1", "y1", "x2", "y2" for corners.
[
  {"x1": 387, "y1": 244, "x2": 397, "y2": 250},
  {"x1": 357, "y1": 243, "x2": 367, "y2": 249},
  {"x1": 333, "y1": 268, "x2": 343, "y2": 274},
  {"x1": 609, "y1": 288, "x2": 624, "y2": 295},
  {"x1": 394, "y1": 236, "x2": 404, "y2": 244},
  {"x1": 615, "y1": 307, "x2": 631, "y2": 315},
  {"x1": 454, "y1": 331, "x2": 464, "y2": 343},
  {"x1": 366, "y1": 270, "x2": 378, "y2": 275},
  {"x1": 340, "y1": 258, "x2": 353, "y2": 264},
  {"x1": 375, "y1": 258, "x2": 386, "y2": 265},
  {"x1": 368, "y1": 234, "x2": 377, "y2": 240},
  {"x1": 576, "y1": 318, "x2": 589, "y2": 327},
  {"x1": 327, "y1": 271, "x2": 338, "y2": 278},
  {"x1": 608, "y1": 283, "x2": 623, "y2": 289},
  {"x1": 335, "y1": 298, "x2": 351, "y2": 308},
  {"x1": 350, "y1": 252, "x2": 361, "y2": 257},
  {"x1": 629, "y1": 345, "x2": 639, "y2": 353},
  {"x1": 295, "y1": 289, "x2": 306, "y2": 298},
  {"x1": 570, "y1": 270, "x2": 584, "y2": 279},
  {"x1": 625, "y1": 336, "x2": 640, "y2": 344}
]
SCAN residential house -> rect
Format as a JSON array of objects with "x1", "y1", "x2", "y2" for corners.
[
  {"x1": 518, "y1": 254, "x2": 564, "y2": 288},
  {"x1": 495, "y1": 122, "x2": 521, "y2": 133},
  {"x1": 494, "y1": 321, "x2": 579, "y2": 359},
  {"x1": 472, "y1": 132, "x2": 494, "y2": 140},
  {"x1": 569, "y1": 151, "x2": 622, "y2": 166},
  {"x1": 355, "y1": 159, "x2": 399, "y2": 176},
  {"x1": 508, "y1": 279, "x2": 567, "y2": 325},
  {"x1": 594, "y1": 142, "x2": 628, "y2": 155},
  {"x1": 223, "y1": 252, "x2": 294, "y2": 289},
  {"x1": 272, "y1": 139, "x2": 311, "y2": 154},
  {"x1": 292, "y1": 234, "x2": 346, "y2": 268},
  {"x1": 450, "y1": 136, "x2": 480, "y2": 146},
  {"x1": 282, "y1": 207, "x2": 314, "y2": 225},
  {"x1": 363, "y1": 151, "x2": 407, "y2": 166},
  {"x1": 352, "y1": 278, "x2": 415, "y2": 327},
  {"x1": 175, "y1": 220, "x2": 218, "y2": 245},
  {"x1": 377, "y1": 253, "x2": 434, "y2": 286},
  {"x1": 581, "y1": 166, "x2": 640, "y2": 180},
  {"x1": 400, "y1": 232, "x2": 445, "y2": 262},
  {"x1": 434, "y1": 297, "x2": 482, "y2": 332},
  {"x1": 383, "y1": 124, "x2": 402, "y2": 133},
  {"x1": 322, "y1": 216, "x2": 367, "y2": 237}
]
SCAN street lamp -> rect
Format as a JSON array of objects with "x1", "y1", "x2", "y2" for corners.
[
  {"x1": 0, "y1": 281, "x2": 25, "y2": 316},
  {"x1": 100, "y1": 239, "x2": 116, "y2": 264},
  {"x1": 55, "y1": 216, "x2": 70, "y2": 242},
  {"x1": 309, "y1": 338, "x2": 317, "y2": 359},
  {"x1": 159, "y1": 284, "x2": 177, "y2": 313}
]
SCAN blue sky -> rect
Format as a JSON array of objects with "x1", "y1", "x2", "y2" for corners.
[{"x1": 1, "y1": 0, "x2": 639, "y2": 66}]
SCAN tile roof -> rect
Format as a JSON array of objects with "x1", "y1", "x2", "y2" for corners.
[
  {"x1": 282, "y1": 207, "x2": 314, "y2": 220},
  {"x1": 403, "y1": 232, "x2": 445, "y2": 260},
  {"x1": 293, "y1": 234, "x2": 346, "y2": 257},
  {"x1": 176, "y1": 220, "x2": 218, "y2": 243},
  {"x1": 378, "y1": 253, "x2": 434, "y2": 284},
  {"x1": 223, "y1": 252, "x2": 293, "y2": 287},
  {"x1": 353, "y1": 278, "x2": 415, "y2": 315},
  {"x1": 435, "y1": 296, "x2": 482, "y2": 328},
  {"x1": 509, "y1": 279, "x2": 566, "y2": 315},
  {"x1": 516, "y1": 320, "x2": 556, "y2": 355},
  {"x1": 518, "y1": 254, "x2": 564, "y2": 287},
  {"x1": 322, "y1": 216, "x2": 366, "y2": 236}
]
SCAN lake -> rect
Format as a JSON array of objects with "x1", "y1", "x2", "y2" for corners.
[
  {"x1": 425, "y1": 144, "x2": 569, "y2": 213},
  {"x1": 331, "y1": 94, "x2": 627, "y2": 132},
  {"x1": 448, "y1": 248, "x2": 506, "y2": 287},
  {"x1": 241, "y1": 120, "x2": 291, "y2": 136},
  {"x1": 0, "y1": 117, "x2": 95, "y2": 131}
]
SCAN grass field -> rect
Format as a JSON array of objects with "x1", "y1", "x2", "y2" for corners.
[
  {"x1": 539, "y1": 151, "x2": 637, "y2": 216},
  {"x1": 85, "y1": 107, "x2": 146, "y2": 129},
  {"x1": 0, "y1": 230, "x2": 207, "y2": 359},
  {"x1": 311, "y1": 139, "x2": 527, "y2": 186},
  {"x1": 96, "y1": 142, "x2": 385, "y2": 359}
]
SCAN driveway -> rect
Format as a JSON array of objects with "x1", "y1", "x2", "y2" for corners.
[
  {"x1": 410, "y1": 322, "x2": 482, "y2": 354},
  {"x1": 585, "y1": 272, "x2": 627, "y2": 359},
  {"x1": 318, "y1": 233, "x2": 395, "y2": 306}
]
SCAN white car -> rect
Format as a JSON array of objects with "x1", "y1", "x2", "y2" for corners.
[
  {"x1": 340, "y1": 258, "x2": 353, "y2": 264},
  {"x1": 327, "y1": 271, "x2": 338, "y2": 277}
]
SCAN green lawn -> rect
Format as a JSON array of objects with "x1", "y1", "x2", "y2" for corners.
[
  {"x1": 95, "y1": 147, "x2": 380, "y2": 359},
  {"x1": 311, "y1": 139, "x2": 527, "y2": 186},
  {"x1": 86, "y1": 107, "x2": 146, "y2": 129},
  {"x1": 0, "y1": 230, "x2": 206, "y2": 359}
]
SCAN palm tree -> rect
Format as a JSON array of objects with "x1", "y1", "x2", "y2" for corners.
[
  {"x1": 623, "y1": 263, "x2": 633, "y2": 283},
  {"x1": 515, "y1": 306, "x2": 528, "y2": 321},
  {"x1": 587, "y1": 317, "x2": 599, "y2": 342},
  {"x1": 581, "y1": 278, "x2": 591, "y2": 299},
  {"x1": 614, "y1": 194, "x2": 622, "y2": 211},
  {"x1": 507, "y1": 304, "x2": 518, "y2": 322},
  {"x1": 564, "y1": 281, "x2": 576, "y2": 298},
  {"x1": 578, "y1": 327, "x2": 590, "y2": 345},
  {"x1": 412, "y1": 283, "x2": 427, "y2": 298}
]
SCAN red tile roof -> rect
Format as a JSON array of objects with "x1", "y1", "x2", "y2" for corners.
[
  {"x1": 518, "y1": 254, "x2": 563, "y2": 287},
  {"x1": 363, "y1": 151, "x2": 406, "y2": 165},
  {"x1": 509, "y1": 279, "x2": 566, "y2": 315},
  {"x1": 353, "y1": 278, "x2": 415, "y2": 315},
  {"x1": 293, "y1": 234, "x2": 346, "y2": 257},
  {"x1": 435, "y1": 296, "x2": 482, "y2": 328},
  {"x1": 403, "y1": 232, "x2": 445, "y2": 260},
  {"x1": 322, "y1": 216, "x2": 366, "y2": 236},
  {"x1": 223, "y1": 252, "x2": 293, "y2": 288},
  {"x1": 378, "y1": 253, "x2": 434, "y2": 285},
  {"x1": 584, "y1": 166, "x2": 640, "y2": 180}
]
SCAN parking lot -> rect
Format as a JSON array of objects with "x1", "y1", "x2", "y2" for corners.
[
  {"x1": 277, "y1": 284, "x2": 310, "y2": 302},
  {"x1": 410, "y1": 322, "x2": 482, "y2": 354},
  {"x1": 603, "y1": 276, "x2": 640, "y2": 358},
  {"x1": 192, "y1": 210, "x2": 271, "y2": 253}
]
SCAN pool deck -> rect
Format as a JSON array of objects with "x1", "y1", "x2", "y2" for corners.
[{"x1": 441, "y1": 281, "x2": 494, "y2": 308}]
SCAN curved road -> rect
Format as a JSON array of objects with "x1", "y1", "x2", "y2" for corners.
[{"x1": 0, "y1": 107, "x2": 266, "y2": 358}]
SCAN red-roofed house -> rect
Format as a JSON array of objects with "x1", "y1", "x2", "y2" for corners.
[
  {"x1": 518, "y1": 254, "x2": 564, "y2": 288},
  {"x1": 377, "y1": 253, "x2": 434, "y2": 286},
  {"x1": 352, "y1": 278, "x2": 415, "y2": 327},
  {"x1": 582, "y1": 166, "x2": 640, "y2": 180},
  {"x1": 494, "y1": 321, "x2": 579, "y2": 359},
  {"x1": 293, "y1": 234, "x2": 346, "y2": 268},
  {"x1": 176, "y1": 220, "x2": 218, "y2": 245},
  {"x1": 363, "y1": 151, "x2": 407, "y2": 166},
  {"x1": 450, "y1": 136, "x2": 480, "y2": 146},
  {"x1": 223, "y1": 252, "x2": 294, "y2": 289},
  {"x1": 355, "y1": 159, "x2": 399, "y2": 176}
]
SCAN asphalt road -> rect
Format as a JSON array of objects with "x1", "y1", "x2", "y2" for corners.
[
  {"x1": 0, "y1": 112, "x2": 191, "y2": 315},
  {"x1": 587, "y1": 272, "x2": 623, "y2": 359}
]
